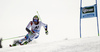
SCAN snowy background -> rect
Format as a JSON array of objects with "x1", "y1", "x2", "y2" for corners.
[{"x1": 0, "y1": 0, "x2": 100, "y2": 52}]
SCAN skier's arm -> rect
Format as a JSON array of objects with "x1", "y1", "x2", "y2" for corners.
[
  {"x1": 41, "y1": 22, "x2": 48, "y2": 35},
  {"x1": 45, "y1": 25, "x2": 48, "y2": 35},
  {"x1": 26, "y1": 21, "x2": 33, "y2": 34},
  {"x1": 44, "y1": 25, "x2": 48, "y2": 31},
  {"x1": 26, "y1": 28, "x2": 31, "y2": 33}
]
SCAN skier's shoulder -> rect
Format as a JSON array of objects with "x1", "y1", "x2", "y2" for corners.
[
  {"x1": 39, "y1": 21, "x2": 47, "y2": 26},
  {"x1": 39, "y1": 21, "x2": 44, "y2": 24},
  {"x1": 29, "y1": 21, "x2": 33, "y2": 23},
  {"x1": 39, "y1": 21, "x2": 42, "y2": 23},
  {"x1": 29, "y1": 21, "x2": 33, "y2": 25}
]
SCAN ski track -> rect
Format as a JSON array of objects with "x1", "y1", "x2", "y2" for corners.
[{"x1": 0, "y1": 36, "x2": 100, "y2": 52}]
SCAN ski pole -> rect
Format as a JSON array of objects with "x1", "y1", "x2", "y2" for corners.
[
  {"x1": 37, "y1": 11, "x2": 45, "y2": 27},
  {"x1": 36, "y1": 11, "x2": 48, "y2": 35},
  {"x1": 2, "y1": 35, "x2": 25, "y2": 41},
  {"x1": 37, "y1": 11, "x2": 42, "y2": 21},
  {"x1": 37, "y1": 11, "x2": 45, "y2": 28}
]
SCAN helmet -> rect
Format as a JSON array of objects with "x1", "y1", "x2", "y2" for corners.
[{"x1": 33, "y1": 15, "x2": 39, "y2": 22}]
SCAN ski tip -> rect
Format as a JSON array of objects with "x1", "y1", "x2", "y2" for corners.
[{"x1": 9, "y1": 44, "x2": 12, "y2": 47}]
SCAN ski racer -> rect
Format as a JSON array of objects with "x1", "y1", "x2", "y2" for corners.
[{"x1": 10, "y1": 15, "x2": 48, "y2": 46}]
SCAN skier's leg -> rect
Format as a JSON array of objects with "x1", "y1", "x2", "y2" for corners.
[
  {"x1": 9, "y1": 34, "x2": 30, "y2": 47},
  {"x1": 22, "y1": 33, "x2": 39, "y2": 45},
  {"x1": 28, "y1": 33, "x2": 38, "y2": 41},
  {"x1": 22, "y1": 34, "x2": 34, "y2": 44},
  {"x1": 28, "y1": 33, "x2": 39, "y2": 42},
  {"x1": 19, "y1": 34, "x2": 29, "y2": 44},
  {"x1": 22, "y1": 33, "x2": 38, "y2": 44},
  {"x1": 11, "y1": 34, "x2": 29, "y2": 46},
  {"x1": 34, "y1": 34, "x2": 39, "y2": 39}
]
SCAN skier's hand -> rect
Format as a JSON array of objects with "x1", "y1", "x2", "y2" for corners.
[
  {"x1": 29, "y1": 31, "x2": 33, "y2": 35},
  {"x1": 45, "y1": 30, "x2": 48, "y2": 35}
]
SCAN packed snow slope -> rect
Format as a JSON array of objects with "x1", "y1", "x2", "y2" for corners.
[{"x1": 0, "y1": 36, "x2": 100, "y2": 52}]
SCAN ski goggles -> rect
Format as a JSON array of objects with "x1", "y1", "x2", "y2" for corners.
[{"x1": 33, "y1": 19, "x2": 38, "y2": 22}]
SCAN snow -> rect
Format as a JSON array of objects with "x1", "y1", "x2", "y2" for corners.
[
  {"x1": 0, "y1": 36, "x2": 100, "y2": 52},
  {"x1": 0, "y1": 0, "x2": 100, "y2": 52}
]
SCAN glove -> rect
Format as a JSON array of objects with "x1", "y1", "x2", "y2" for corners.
[
  {"x1": 45, "y1": 30, "x2": 48, "y2": 35},
  {"x1": 29, "y1": 31, "x2": 33, "y2": 35}
]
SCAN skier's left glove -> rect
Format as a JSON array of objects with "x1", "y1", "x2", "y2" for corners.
[{"x1": 45, "y1": 30, "x2": 48, "y2": 35}]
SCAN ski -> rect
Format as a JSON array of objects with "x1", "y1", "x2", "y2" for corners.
[
  {"x1": 9, "y1": 40, "x2": 20, "y2": 47},
  {"x1": 9, "y1": 41, "x2": 28, "y2": 47},
  {"x1": 9, "y1": 44, "x2": 17, "y2": 47}
]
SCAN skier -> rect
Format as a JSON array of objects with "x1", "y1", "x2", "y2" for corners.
[{"x1": 10, "y1": 15, "x2": 48, "y2": 47}]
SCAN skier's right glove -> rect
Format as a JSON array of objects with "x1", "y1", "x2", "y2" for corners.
[{"x1": 29, "y1": 31, "x2": 33, "y2": 35}]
